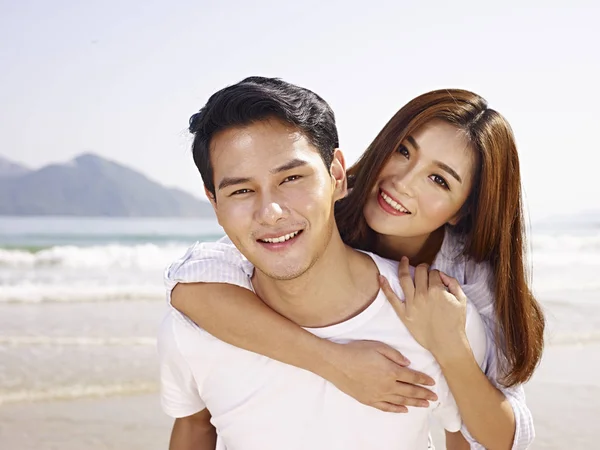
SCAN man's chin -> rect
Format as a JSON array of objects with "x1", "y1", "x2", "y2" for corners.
[{"x1": 255, "y1": 263, "x2": 309, "y2": 281}]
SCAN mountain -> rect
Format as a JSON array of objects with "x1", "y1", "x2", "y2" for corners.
[
  {"x1": 0, "y1": 153, "x2": 214, "y2": 217},
  {"x1": 0, "y1": 156, "x2": 32, "y2": 178}
]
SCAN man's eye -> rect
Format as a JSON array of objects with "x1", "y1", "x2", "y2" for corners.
[
  {"x1": 230, "y1": 189, "x2": 252, "y2": 196},
  {"x1": 282, "y1": 175, "x2": 301, "y2": 183}
]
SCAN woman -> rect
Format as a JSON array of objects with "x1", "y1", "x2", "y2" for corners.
[{"x1": 167, "y1": 89, "x2": 545, "y2": 449}]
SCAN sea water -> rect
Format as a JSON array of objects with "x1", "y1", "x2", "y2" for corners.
[{"x1": 0, "y1": 215, "x2": 598, "y2": 406}]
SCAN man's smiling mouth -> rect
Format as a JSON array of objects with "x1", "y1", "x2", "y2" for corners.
[{"x1": 258, "y1": 230, "x2": 303, "y2": 244}]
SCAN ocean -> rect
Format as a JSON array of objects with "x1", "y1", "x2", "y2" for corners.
[{"x1": 0, "y1": 215, "x2": 599, "y2": 449}]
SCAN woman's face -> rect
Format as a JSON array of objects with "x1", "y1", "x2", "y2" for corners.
[{"x1": 363, "y1": 120, "x2": 477, "y2": 240}]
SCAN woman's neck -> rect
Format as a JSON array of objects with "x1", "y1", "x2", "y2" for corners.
[{"x1": 374, "y1": 227, "x2": 445, "y2": 266}]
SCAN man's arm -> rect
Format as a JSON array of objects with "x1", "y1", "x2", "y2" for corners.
[
  {"x1": 444, "y1": 431, "x2": 470, "y2": 450},
  {"x1": 170, "y1": 409, "x2": 216, "y2": 450}
]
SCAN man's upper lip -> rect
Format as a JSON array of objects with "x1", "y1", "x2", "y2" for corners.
[
  {"x1": 380, "y1": 188, "x2": 411, "y2": 213},
  {"x1": 256, "y1": 229, "x2": 302, "y2": 240}
]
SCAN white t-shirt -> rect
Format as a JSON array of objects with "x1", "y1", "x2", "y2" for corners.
[{"x1": 159, "y1": 252, "x2": 487, "y2": 450}]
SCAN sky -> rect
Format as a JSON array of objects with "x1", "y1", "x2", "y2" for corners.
[{"x1": 1, "y1": 0, "x2": 598, "y2": 222}]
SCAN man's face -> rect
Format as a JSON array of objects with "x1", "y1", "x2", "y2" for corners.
[{"x1": 207, "y1": 119, "x2": 346, "y2": 280}]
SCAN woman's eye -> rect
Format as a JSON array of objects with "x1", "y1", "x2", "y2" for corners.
[
  {"x1": 430, "y1": 175, "x2": 449, "y2": 189},
  {"x1": 282, "y1": 175, "x2": 301, "y2": 183},
  {"x1": 397, "y1": 145, "x2": 410, "y2": 158}
]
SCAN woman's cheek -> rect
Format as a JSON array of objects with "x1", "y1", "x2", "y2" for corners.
[{"x1": 420, "y1": 193, "x2": 456, "y2": 225}]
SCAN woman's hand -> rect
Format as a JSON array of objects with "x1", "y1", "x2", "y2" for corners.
[
  {"x1": 378, "y1": 256, "x2": 469, "y2": 359},
  {"x1": 323, "y1": 340, "x2": 439, "y2": 413}
]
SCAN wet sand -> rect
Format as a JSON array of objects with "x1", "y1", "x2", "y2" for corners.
[{"x1": 1, "y1": 343, "x2": 599, "y2": 449}]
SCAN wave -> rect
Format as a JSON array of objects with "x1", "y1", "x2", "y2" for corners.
[
  {"x1": 1, "y1": 233, "x2": 599, "y2": 269},
  {"x1": 531, "y1": 232, "x2": 600, "y2": 253},
  {"x1": 0, "y1": 382, "x2": 158, "y2": 405},
  {"x1": 547, "y1": 331, "x2": 600, "y2": 346},
  {"x1": 0, "y1": 243, "x2": 189, "y2": 270},
  {"x1": 0, "y1": 285, "x2": 164, "y2": 303},
  {"x1": 0, "y1": 336, "x2": 156, "y2": 346}
]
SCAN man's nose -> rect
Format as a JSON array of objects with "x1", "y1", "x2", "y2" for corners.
[{"x1": 256, "y1": 199, "x2": 286, "y2": 226}]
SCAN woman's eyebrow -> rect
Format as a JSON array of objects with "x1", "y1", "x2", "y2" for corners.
[{"x1": 434, "y1": 161, "x2": 462, "y2": 183}]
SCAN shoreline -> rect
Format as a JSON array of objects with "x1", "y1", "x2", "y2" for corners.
[{"x1": 1, "y1": 342, "x2": 599, "y2": 449}]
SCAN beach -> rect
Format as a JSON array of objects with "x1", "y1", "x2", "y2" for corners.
[
  {"x1": 1, "y1": 216, "x2": 598, "y2": 449},
  {"x1": 1, "y1": 298, "x2": 598, "y2": 450}
]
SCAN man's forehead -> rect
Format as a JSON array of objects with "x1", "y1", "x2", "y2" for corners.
[
  {"x1": 210, "y1": 123, "x2": 320, "y2": 173},
  {"x1": 211, "y1": 119, "x2": 304, "y2": 149}
]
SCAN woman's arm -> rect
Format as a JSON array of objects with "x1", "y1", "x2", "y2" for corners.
[
  {"x1": 172, "y1": 282, "x2": 438, "y2": 413},
  {"x1": 434, "y1": 336, "x2": 515, "y2": 450},
  {"x1": 381, "y1": 259, "x2": 524, "y2": 450}
]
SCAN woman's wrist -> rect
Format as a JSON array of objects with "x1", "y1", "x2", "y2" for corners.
[
  {"x1": 431, "y1": 333, "x2": 473, "y2": 369},
  {"x1": 300, "y1": 337, "x2": 342, "y2": 380}
]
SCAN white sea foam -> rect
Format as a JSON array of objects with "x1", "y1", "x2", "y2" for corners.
[
  {"x1": 0, "y1": 336, "x2": 156, "y2": 346},
  {"x1": 0, "y1": 231, "x2": 598, "y2": 303},
  {"x1": 532, "y1": 232, "x2": 600, "y2": 252},
  {"x1": 0, "y1": 382, "x2": 158, "y2": 405},
  {"x1": 547, "y1": 331, "x2": 600, "y2": 346},
  {"x1": 0, "y1": 243, "x2": 191, "y2": 302},
  {"x1": 0, "y1": 283, "x2": 165, "y2": 303},
  {"x1": 0, "y1": 243, "x2": 189, "y2": 270}
]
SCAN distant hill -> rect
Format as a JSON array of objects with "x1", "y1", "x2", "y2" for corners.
[
  {"x1": 0, "y1": 153, "x2": 214, "y2": 217},
  {"x1": 0, "y1": 156, "x2": 31, "y2": 178}
]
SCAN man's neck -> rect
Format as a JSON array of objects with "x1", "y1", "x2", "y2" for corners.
[{"x1": 251, "y1": 231, "x2": 380, "y2": 328}]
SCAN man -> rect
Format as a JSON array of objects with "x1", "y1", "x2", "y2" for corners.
[{"x1": 158, "y1": 76, "x2": 487, "y2": 449}]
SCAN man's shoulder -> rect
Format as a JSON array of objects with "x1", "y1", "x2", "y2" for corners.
[
  {"x1": 158, "y1": 308, "x2": 220, "y2": 355},
  {"x1": 353, "y1": 249, "x2": 400, "y2": 279}
]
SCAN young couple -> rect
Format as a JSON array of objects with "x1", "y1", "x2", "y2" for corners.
[{"x1": 158, "y1": 76, "x2": 545, "y2": 449}]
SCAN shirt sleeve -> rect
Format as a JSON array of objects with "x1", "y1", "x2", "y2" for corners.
[
  {"x1": 163, "y1": 236, "x2": 255, "y2": 306},
  {"x1": 157, "y1": 310, "x2": 206, "y2": 418}
]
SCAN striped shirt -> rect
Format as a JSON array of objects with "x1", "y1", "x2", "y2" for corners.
[{"x1": 164, "y1": 230, "x2": 534, "y2": 449}]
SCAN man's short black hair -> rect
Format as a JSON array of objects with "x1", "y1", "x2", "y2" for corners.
[{"x1": 189, "y1": 76, "x2": 339, "y2": 197}]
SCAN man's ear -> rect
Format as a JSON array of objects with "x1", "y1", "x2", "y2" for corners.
[
  {"x1": 204, "y1": 186, "x2": 221, "y2": 222},
  {"x1": 204, "y1": 186, "x2": 217, "y2": 208},
  {"x1": 330, "y1": 149, "x2": 348, "y2": 201}
]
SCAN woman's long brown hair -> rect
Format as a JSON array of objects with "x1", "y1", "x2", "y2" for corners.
[{"x1": 335, "y1": 89, "x2": 545, "y2": 386}]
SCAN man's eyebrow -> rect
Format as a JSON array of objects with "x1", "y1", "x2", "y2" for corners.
[
  {"x1": 434, "y1": 161, "x2": 462, "y2": 183},
  {"x1": 217, "y1": 176, "x2": 252, "y2": 191},
  {"x1": 270, "y1": 158, "x2": 309, "y2": 174},
  {"x1": 216, "y1": 159, "x2": 310, "y2": 191}
]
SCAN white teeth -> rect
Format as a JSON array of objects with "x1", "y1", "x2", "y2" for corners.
[
  {"x1": 260, "y1": 230, "x2": 300, "y2": 243},
  {"x1": 380, "y1": 191, "x2": 409, "y2": 213}
]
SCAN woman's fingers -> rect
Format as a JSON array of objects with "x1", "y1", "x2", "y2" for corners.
[
  {"x1": 414, "y1": 263, "x2": 429, "y2": 298},
  {"x1": 379, "y1": 275, "x2": 406, "y2": 322},
  {"x1": 392, "y1": 366, "x2": 436, "y2": 389},
  {"x1": 388, "y1": 393, "x2": 430, "y2": 408},
  {"x1": 439, "y1": 271, "x2": 467, "y2": 304},
  {"x1": 372, "y1": 402, "x2": 409, "y2": 413},
  {"x1": 397, "y1": 256, "x2": 415, "y2": 302},
  {"x1": 428, "y1": 269, "x2": 443, "y2": 288}
]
